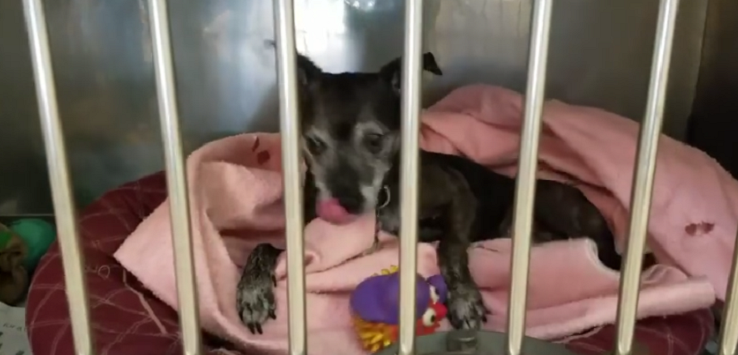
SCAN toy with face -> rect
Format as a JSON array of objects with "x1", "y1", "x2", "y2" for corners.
[{"x1": 350, "y1": 266, "x2": 448, "y2": 353}]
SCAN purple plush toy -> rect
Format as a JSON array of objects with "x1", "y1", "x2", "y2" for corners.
[{"x1": 349, "y1": 266, "x2": 448, "y2": 352}]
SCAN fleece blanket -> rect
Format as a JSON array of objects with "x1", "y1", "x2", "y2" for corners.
[{"x1": 114, "y1": 84, "x2": 733, "y2": 355}]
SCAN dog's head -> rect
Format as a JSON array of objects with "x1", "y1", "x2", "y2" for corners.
[{"x1": 297, "y1": 52, "x2": 442, "y2": 224}]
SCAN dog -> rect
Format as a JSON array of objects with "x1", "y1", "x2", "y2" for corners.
[{"x1": 236, "y1": 51, "x2": 623, "y2": 334}]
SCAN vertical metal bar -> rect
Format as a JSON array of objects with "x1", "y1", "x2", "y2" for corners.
[
  {"x1": 148, "y1": 1, "x2": 202, "y2": 354},
  {"x1": 273, "y1": 1, "x2": 307, "y2": 355},
  {"x1": 614, "y1": 1, "x2": 679, "y2": 354},
  {"x1": 22, "y1": 1, "x2": 94, "y2": 353},
  {"x1": 719, "y1": 240, "x2": 738, "y2": 355},
  {"x1": 506, "y1": 1, "x2": 554, "y2": 355},
  {"x1": 397, "y1": 0, "x2": 425, "y2": 354}
]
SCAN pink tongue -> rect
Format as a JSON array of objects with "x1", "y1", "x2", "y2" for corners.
[{"x1": 316, "y1": 198, "x2": 356, "y2": 224}]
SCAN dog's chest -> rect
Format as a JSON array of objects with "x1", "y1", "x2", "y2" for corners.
[{"x1": 375, "y1": 186, "x2": 445, "y2": 242}]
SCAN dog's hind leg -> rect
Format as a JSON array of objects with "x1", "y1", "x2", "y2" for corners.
[{"x1": 534, "y1": 181, "x2": 622, "y2": 270}]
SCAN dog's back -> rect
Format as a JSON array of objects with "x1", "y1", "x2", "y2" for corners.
[{"x1": 420, "y1": 150, "x2": 622, "y2": 269}]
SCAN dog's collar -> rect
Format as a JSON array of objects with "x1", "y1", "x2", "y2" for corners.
[
  {"x1": 371, "y1": 185, "x2": 390, "y2": 251},
  {"x1": 377, "y1": 185, "x2": 391, "y2": 210}
]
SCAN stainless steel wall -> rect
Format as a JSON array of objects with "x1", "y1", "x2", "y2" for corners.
[
  {"x1": 688, "y1": 0, "x2": 738, "y2": 179},
  {"x1": 0, "y1": 0, "x2": 708, "y2": 216}
]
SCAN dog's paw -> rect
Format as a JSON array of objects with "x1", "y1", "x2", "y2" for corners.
[
  {"x1": 237, "y1": 272, "x2": 277, "y2": 334},
  {"x1": 447, "y1": 286, "x2": 488, "y2": 330}
]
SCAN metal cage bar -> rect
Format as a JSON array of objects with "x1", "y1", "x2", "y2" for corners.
[
  {"x1": 614, "y1": 1, "x2": 680, "y2": 354},
  {"x1": 506, "y1": 1, "x2": 554, "y2": 355},
  {"x1": 273, "y1": 1, "x2": 308, "y2": 355},
  {"x1": 22, "y1": 0, "x2": 94, "y2": 353},
  {"x1": 397, "y1": 0, "x2": 426, "y2": 354},
  {"x1": 148, "y1": 0, "x2": 203, "y2": 354}
]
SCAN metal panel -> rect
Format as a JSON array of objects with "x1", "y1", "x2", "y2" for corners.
[
  {"x1": 688, "y1": 0, "x2": 738, "y2": 177},
  {"x1": 0, "y1": 0, "x2": 708, "y2": 215}
]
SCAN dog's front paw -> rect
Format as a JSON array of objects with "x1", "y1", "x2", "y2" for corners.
[
  {"x1": 237, "y1": 272, "x2": 277, "y2": 334},
  {"x1": 237, "y1": 243, "x2": 282, "y2": 334},
  {"x1": 447, "y1": 285, "x2": 488, "y2": 330}
]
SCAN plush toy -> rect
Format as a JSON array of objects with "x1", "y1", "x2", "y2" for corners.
[
  {"x1": 350, "y1": 266, "x2": 448, "y2": 353},
  {"x1": 8, "y1": 218, "x2": 56, "y2": 274},
  {"x1": 0, "y1": 222, "x2": 29, "y2": 305}
]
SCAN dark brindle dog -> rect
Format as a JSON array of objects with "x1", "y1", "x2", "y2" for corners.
[{"x1": 236, "y1": 52, "x2": 622, "y2": 334}]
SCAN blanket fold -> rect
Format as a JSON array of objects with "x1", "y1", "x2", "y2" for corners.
[{"x1": 114, "y1": 84, "x2": 732, "y2": 355}]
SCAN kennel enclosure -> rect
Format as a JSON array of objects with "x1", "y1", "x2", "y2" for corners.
[{"x1": 4, "y1": 0, "x2": 738, "y2": 354}]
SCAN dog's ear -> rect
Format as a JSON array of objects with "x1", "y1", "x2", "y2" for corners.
[
  {"x1": 296, "y1": 53, "x2": 322, "y2": 88},
  {"x1": 379, "y1": 52, "x2": 443, "y2": 94}
]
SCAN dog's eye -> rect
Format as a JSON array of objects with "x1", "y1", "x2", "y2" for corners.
[
  {"x1": 306, "y1": 136, "x2": 326, "y2": 155},
  {"x1": 364, "y1": 133, "x2": 384, "y2": 153}
]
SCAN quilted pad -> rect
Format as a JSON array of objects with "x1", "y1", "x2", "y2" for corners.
[{"x1": 25, "y1": 172, "x2": 714, "y2": 355}]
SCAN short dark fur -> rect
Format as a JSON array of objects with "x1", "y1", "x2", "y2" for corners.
[{"x1": 236, "y1": 52, "x2": 623, "y2": 334}]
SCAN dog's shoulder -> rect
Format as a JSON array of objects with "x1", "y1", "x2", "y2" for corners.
[{"x1": 420, "y1": 150, "x2": 515, "y2": 235}]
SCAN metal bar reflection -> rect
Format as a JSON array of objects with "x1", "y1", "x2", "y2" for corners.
[
  {"x1": 273, "y1": 1, "x2": 307, "y2": 354},
  {"x1": 23, "y1": 1, "x2": 94, "y2": 353},
  {"x1": 719, "y1": 240, "x2": 738, "y2": 355},
  {"x1": 505, "y1": 1, "x2": 554, "y2": 355},
  {"x1": 148, "y1": 1, "x2": 203, "y2": 354},
  {"x1": 614, "y1": 0, "x2": 680, "y2": 354},
  {"x1": 398, "y1": 0, "x2": 425, "y2": 354}
]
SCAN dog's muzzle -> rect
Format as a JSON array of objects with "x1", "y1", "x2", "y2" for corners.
[
  {"x1": 316, "y1": 198, "x2": 358, "y2": 225},
  {"x1": 316, "y1": 186, "x2": 390, "y2": 225}
]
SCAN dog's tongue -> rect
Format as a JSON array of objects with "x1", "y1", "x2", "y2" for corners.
[{"x1": 316, "y1": 198, "x2": 356, "y2": 225}]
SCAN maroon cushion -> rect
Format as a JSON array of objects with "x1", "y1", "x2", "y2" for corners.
[{"x1": 25, "y1": 172, "x2": 714, "y2": 355}]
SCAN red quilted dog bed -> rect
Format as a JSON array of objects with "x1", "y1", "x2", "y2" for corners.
[{"x1": 25, "y1": 172, "x2": 714, "y2": 355}]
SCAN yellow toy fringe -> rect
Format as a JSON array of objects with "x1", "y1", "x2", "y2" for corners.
[
  {"x1": 353, "y1": 264, "x2": 401, "y2": 352},
  {"x1": 377, "y1": 265, "x2": 399, "y2": 276},
  {"x1": 353, "y1": 315, "x2": 396, "y2": 353}
]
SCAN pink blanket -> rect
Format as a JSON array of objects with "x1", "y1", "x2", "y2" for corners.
[{"x1": 114, "y1": 84, "x2": 731, "y2": 355}]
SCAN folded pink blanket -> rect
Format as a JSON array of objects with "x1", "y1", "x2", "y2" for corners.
[{"x1": 114, "y1": 84, "x2": 731, "y2": 355}]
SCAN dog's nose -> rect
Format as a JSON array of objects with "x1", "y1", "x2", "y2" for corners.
[{"x1": 337, "y1": 195, "x2": 363, "y2": 214}]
